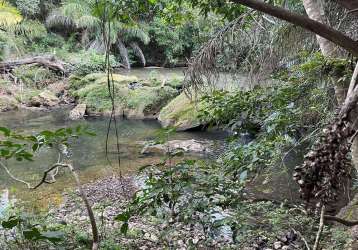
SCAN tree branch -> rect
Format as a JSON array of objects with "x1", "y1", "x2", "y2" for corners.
[
  {"x1": 32, "y1": 163, "x2": 99, "y2": 250},
  {"x1": 0, "y1": 161, "x2": 32, "y2": 189},
  {"x1": 348, "y1": 62, "x2": 358, "y2": 96},
  {"x1": 231, "y1": 0, "x2": 358, "y2": 56},
  {"x1": 313, "y1": 205, "x2": 325, "y2": 250},
  {"x1": 324, "y1": 215, "x2": 358, "y2": 226}
]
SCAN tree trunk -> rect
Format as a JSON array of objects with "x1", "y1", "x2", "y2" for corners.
[
  {"x1": 0, "y1": 55, "x2": 67, "y2": 74},
  {"x1": 302, "y1": 0, "x2": 358, "y2": 170},
  {"x1": 230, "y1": 0, "x2": 358, "y2": 56},
  {"x1": 302, "y1": 0, "x2": 338, "y2": 57}
]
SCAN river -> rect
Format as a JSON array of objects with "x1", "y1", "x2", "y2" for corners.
[
  {"x1": 0, "y1": 107, "x2": 227, "y2": 213},
  {"x1": 0, "y1": 67, "x2": 251, "y2": 213}
]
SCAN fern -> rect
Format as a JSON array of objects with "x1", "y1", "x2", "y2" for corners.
[{"x1": 0, "y1": 1, "x2": 23, "y2": 28}]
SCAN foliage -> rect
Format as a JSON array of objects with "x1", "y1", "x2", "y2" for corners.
[
  {"x1": 1, "y1": 212, "x2": 64, "y2": 248},
  {"x1": 70, "y1": 50, "x2": 119, "y2": 76},
  {"x1": 13, "y1": 65, "x2": 59, "y2": 89},
  {"x1": 0, "y1": 125, "x2": 95, "y2": 162},
  {"x1": 15, "y1": 0, "x2": 40, "y2": 17},
  {"x1": 46, "y1": 0, "x2": 150, "y2": 69},
  {"x1": 145, "y1": 11, "x2": 222, "y2": 65},
  {"x1": 0, "y1": 1, "x2": 22, "y2": 27}
]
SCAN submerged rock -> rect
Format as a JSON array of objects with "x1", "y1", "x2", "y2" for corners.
[
  {"x1": 69, "y1": 103, "x2": 87, "y2": 120},
  {"x1": 158, "y1": 92, "x2": 204, "y2": 131},
  {"x1": 141, "y1": 139, "x2": 213, "y2": 155}
]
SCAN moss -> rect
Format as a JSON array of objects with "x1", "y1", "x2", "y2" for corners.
[
  {"x1": 71, "y1": 73, "x2": 178, "y2": 117},
  {"x1": 14, "y1": 89, "x2": 42, "y2": 104},
  {"x1": 69, "y1": 73, "x2": 138, "y2": 94},
  {"x1": 126, "y1": 86, "x2": 178, "y2": 116},
  {"x1": 158, "y1": 92, "x2": 204, "y2": 130}
]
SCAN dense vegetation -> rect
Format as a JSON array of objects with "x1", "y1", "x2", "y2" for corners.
[{"x1": 1, "y1": 0, "x2": 358, "y2": 249}]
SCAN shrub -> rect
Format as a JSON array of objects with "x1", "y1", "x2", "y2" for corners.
[
  {"x1": 13, "y1": 65, "x2": 59, "y2": 89},
  {"x1": 70, "y1": 51, "x2": 119, "y2": 76}
]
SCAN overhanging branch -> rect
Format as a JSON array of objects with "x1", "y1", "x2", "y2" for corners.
[{"x1": 231, "y1": 0, "x2": 358, "y2": 56}]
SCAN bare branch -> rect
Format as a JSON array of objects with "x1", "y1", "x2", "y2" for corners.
[
  {"x1": 313, "y1": 205, "x2": 325, "y2": 250},
  {"x1": 347, "y1": 62, "x2": 358, "y2": 96},
  {"x1": 324, "y1": 215, "x2": 358, "y2": 226},
  {"x1": 0, "y1": 161, "x2": 32, "y2": 189}
]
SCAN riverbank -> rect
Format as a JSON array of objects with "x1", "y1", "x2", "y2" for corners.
[{"x1": 47, "y1": 175, "x2": 227, "y2": 249}]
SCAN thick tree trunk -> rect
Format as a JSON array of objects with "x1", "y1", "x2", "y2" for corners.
[
  {"x1": 0, "y1": 55, "x2": 67, "y2": 74},
  {"x1": 302, "y1": 0, "x2": 338, "y2": 57},
  {"x1": 302, "y1": 0, "x2": 358, "y2": 170}
]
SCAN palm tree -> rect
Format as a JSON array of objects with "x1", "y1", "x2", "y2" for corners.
[
  {"x1": 46, "y1": 0, "x2": 150, "y2": 69},
  {"x1": 0, "y1": 1, "x2": 22, "y2": 27},
  {"x1": 0, "y1": 1, "x2": 47, "y2": 60}
]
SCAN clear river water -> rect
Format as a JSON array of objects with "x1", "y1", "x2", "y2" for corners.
[
  {"x1": 0, "y1": 108, "x2": 227, "y2": 213},
  {"x1": 0, "y1": 66, "x2": 252, "y2": 214}
]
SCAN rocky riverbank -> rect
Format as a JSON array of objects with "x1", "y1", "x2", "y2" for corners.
[
  {"x1": 0, "y1": 66, "x2": 206, "y2": 131},
  {"x1": 48, "y1": 175, "x2": 235, "y2": 249}
]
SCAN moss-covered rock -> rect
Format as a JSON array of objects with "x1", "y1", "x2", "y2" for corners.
[
  {"x1": 0, "y1": 95, "x2": 19, "y2": 111},
  {"x1": 70, "y1": 73, "x2": 179, "y2": 118},
  {"x1": 69, "y1": 73, "x2": 139, "y2": 92},
  {"x1": 29, "y1": 90, "x2": 60, "y2": 107},
  {"x1": 158, "y1": 92, "x2": 204, "y2": 131}
]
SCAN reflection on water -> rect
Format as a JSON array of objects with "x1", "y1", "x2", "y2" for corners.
[
  {"x1": 0, "y1": 108, "x2": 227, "y2": 211},
  {"x1": 117, "y1": 67, "x2": 253, "y2": 91}
]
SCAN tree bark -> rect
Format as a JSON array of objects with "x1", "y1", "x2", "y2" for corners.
[
  {"x1": 230, "y1": 0, "x2": 358, "y2": 56},
  {"x1": 302, "y1": 0, "x2": 338, "y2": 57},
  {"x1": 0, "y1": 55, "x2": 67, "y2": 74}
]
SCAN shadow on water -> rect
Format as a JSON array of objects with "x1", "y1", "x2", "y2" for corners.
[{"x1": 0, "y1": 108, "x2": 227, "y2": 212}]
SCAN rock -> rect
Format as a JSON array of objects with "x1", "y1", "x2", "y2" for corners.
[
  {"x1": 158, "y1": 92, "x2": 204, "y2": 131},
  {"x1": 69, "y1": 73, "x2": 178, "y2": 118},
  {"x1": 29, "y1": 90, "x2": 60, "y2": 107},
  {"x1": 141, "y1": 139, "x2": 213, "y2": 155},
  {"x1": 192, "y1": 237, "x2": 200, "y2": 244},
  {"x1": 47, "y1": 81, "x2": 66, "y2": 96},
  {"x1": 0, "y1": 95, "x2": 18, "y2": 111},
  {"x1": 128, "y1": 81, "x2": 143, "y2": 90},
  {"x1": 274, "y1": 241, "x2": 283, "y2": 249},
  {"x1": 69, "y1": 104, "x2": 87, "y2": 120}
]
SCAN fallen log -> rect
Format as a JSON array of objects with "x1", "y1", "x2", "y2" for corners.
[{"x1": 0, "y1": 55, "x2": 67, "y2": 75}]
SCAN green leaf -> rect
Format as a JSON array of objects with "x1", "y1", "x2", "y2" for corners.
[
  {"x1": 120, "y1": 222, "x2": 129, "y2": 234},
  {"x1": 1, "y1": 217, "x2": 19, "y2": 229},
  {"x1": 23, "y1": 227, "x2": 41, "y2": 240},
  {"x1": 40, "y1": 231, "x2": 64, "y2": 243},
  {"x1": 240, "y1": 170, "x2": 248, "y2": 181},
  {"x1": 115, "y1": 212, "x2": 130, "y2": 222},
  {"x1": 0, "y1": 127, "x2": 10, "y2": 136}
]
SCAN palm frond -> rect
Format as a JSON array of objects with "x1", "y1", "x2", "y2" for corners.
[
  {"x1": 0, "y1": 1, "x2": 22, "y2": 28},
  {"x1": 77, "y1": 15, "x2": 101, "y2": 30},
  {"x1": 13, "y1": 20, "x2": 47, "y2": 39},
  {"x1": 130, "y1": 42, "x2": 146, "y2": 66},
  {"x1": 117, "y1": 40, "x2": 130, "y2": 70},
  {"x1": 121, "y1": 25, "x2": 150, "y2": 45},
  {"x1": 46, "y1": 9, "x2": 75, "y2": 29}
]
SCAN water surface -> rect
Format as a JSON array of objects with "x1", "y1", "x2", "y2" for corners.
[{"x1": 0, "y1": 108, "x2": 227, "y2": 212}]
